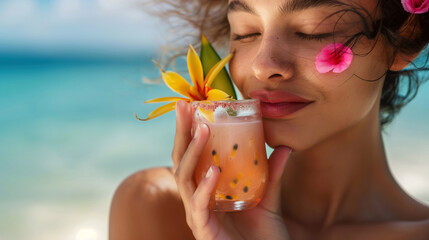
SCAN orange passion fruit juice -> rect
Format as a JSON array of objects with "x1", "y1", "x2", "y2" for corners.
[{"x1": 191, "y1": 100, "x2": 268, "y2": 212}]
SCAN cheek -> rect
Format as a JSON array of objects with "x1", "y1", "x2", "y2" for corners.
[
  {"x1": 324, "y1": 80, "x2": 382, "y2": 126},
  {"x1": 263, "y1": 78, "x2": 383, "y2": 151},
  {"x1": 306, "y1": 42, "x2": 388, "y2": 92},
  {"x1": 347, "y1": 38, "x2": 389, "y2": 80},
  {"x1": 229, "y1": 49, "x2": 255, "y2": 94}
]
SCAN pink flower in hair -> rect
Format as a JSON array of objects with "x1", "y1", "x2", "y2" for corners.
[
  {"x1": 315, "y1": 43, "x2": 353, "y2": 74},
  {"x1": 401, "y1": 0, "x2": 429, "y2": 14}
]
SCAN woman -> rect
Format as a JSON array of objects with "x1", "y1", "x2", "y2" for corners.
[{"x1": 109, "y1": 0, "x2": 429, "y2": 239}]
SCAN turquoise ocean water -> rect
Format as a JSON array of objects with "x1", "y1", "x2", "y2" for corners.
[{"x1": 0, "y1": 53, "x2": 428, "y2": 240}]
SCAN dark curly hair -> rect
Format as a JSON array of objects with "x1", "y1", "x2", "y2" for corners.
[
  {"x1": 145, "y1": 0, "x2": 429, "y2": 128},
  {"x1": 377, "y1": 1, "x2": 429, "y2": 126}
]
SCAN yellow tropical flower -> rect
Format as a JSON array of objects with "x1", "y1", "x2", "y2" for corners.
[{"x1": 135, "y1": 45, "x2": 233, "y2": 121}]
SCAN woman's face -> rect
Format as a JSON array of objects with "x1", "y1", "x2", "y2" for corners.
[{"x1": 228, "y1": 0, "x2": 389, "y2": 151}]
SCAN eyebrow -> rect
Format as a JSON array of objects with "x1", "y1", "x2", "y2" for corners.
[
  {"x1": 227, "y1": 1, "x2": 255, "y2": 14},
  {"x1": 228, "y1": 0, "x2": 344, "y2": 15},
  {"x1": 280, "y1": 0, "x2": 344, "y2": 14}
]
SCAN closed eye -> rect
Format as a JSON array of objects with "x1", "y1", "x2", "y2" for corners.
[
  {"x1": 295, "y1": 32, "x2": 333, "y2": 42},
  {"x1": 232, "y1": 33, "x2": 261, "y2": 42}
]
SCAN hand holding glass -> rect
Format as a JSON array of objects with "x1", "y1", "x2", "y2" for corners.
[{"x1": 191, "y1": 100, "x2": 268, "y2": 212}]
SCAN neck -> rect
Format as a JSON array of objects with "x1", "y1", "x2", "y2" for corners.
[{"x1": 281, "y1": 107, "x2": 392, "y2": 230}]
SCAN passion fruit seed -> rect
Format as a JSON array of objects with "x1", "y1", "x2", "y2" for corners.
[{"x1": 212, "y1": 149, "x2": 220, "y2": 166}]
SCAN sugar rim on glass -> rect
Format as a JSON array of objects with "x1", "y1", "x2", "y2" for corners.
[{"x1": 190, "y1": 99, "x2": 261, "y2": 112}]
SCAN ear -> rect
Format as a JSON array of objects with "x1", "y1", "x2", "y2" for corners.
[
  {"x1": 389, "y1": 51, "x2": 421, "y2": 71},
  {"x1": 389, "y1": 15, "x2": 422, "y2": 71}
]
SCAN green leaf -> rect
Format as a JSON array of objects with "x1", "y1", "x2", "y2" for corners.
[
  {"x1": 226, "y1": 107, "x2": 237, "y2": 116},
  {"x1": 200, "y1": 35, "x2": 237, "y2": 99}
]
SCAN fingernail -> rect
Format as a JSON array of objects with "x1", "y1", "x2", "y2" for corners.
[
  {"x1": 194, "y1": 124, "x2": 200, "y2": 139},
  {"x1": 205, "y1": 166, "x2": 213, "y2": 178},
  {"x1": 279, "y1": 146, "x2": 292, "y2": 154},
  {"x1": 176, "y1": 100, "x2": 185, "y2": 108}
]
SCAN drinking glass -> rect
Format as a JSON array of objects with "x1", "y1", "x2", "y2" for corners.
[{"x1": 191, "y1": 99, "x2": 268, "y2": 212}]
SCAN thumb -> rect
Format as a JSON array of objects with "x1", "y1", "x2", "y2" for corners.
[{"x1": 259, "y1": 146, "x2": 291, "y2": 213}]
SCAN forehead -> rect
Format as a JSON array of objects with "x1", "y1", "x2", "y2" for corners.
[{"x1": 227, "y1": 0, "x2": 377, "y2": 15}]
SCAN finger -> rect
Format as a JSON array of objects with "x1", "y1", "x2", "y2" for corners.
[
  {"x1": 172, "y1": 100, "x2": 193, "y2": 170},
  {"x1": 175, "y1": 123, "x2": 210, "y2": 203},
  {"x1": 259, "y1": 146, "x2": 291, "y2": 213},
  {"x1": 189, "y1": 165, "x2": 220, "y2": 229}
]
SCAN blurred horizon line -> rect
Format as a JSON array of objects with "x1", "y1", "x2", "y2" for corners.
[{"x1": 0, "y1": 47, "x2": 160, "y2": 64}]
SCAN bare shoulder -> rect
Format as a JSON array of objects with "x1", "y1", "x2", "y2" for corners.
[{"x1": 109, "y1": 167, "x2": 194, "y2": 240}]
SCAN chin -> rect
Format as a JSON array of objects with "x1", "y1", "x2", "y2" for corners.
[
  {"x1": 262, "y1": 119, "x2": 317, "y2": 152},
  {"x1": 265, "y1": 138, "x2": 305, "y2": 152},
  {"x1": 263, "y1": 121, "x2": 296, "y2": 151}
]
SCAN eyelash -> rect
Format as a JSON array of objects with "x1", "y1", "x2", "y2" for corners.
[
  {"x1": 232, "y1": 32, "x2": 333, "y2": 42},
  {"x1": 295, "y1": 32, "x2": 333, "y2": 42},
  {"x1": 232, "y1": 33, "x2": 261, "y2": 41}
]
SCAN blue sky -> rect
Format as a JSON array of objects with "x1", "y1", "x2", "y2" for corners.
[{"x1": 0, "y1": 0, "x2": 169, "y2": 56}]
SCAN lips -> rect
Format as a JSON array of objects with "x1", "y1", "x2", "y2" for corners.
[{"x1": 249, "y1": 89, "x2": 313, "y2": 118}]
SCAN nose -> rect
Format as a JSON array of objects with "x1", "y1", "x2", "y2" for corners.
[{"x1": 251, "y1": 36, "x2": 294, "y2": 84}]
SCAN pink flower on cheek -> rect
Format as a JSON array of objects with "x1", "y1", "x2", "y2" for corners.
[
  {"x1": 401, "y1": 0, "x2": 429, "y2": 14},
  {"x1": 315, "y1": 43, "x2": 353, "y2": 74}
]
